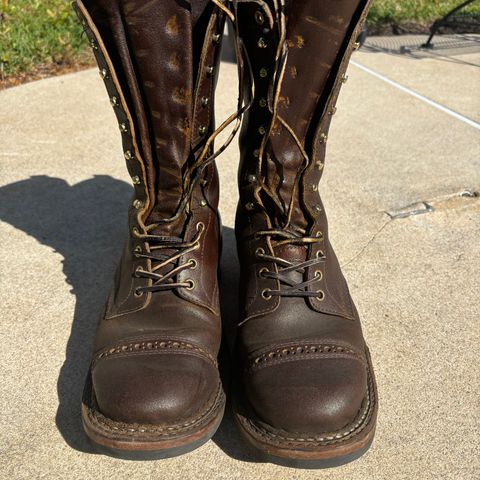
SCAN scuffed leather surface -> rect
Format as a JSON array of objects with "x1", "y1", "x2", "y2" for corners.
[
  {"x1": 246, "y1": 355, "x2": 367, "y2": 433},
  {"x1": 235, "y1": 0, "x2": 375, "y2": 436},
  {"x1": 77, "y1": 0, "x2": 224, "y2": 429},
  {"x1": 93, "y1": 352, "x2": 218, "y2": 424}
]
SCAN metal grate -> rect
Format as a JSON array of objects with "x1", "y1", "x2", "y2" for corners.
[
  {"x1": 363, "y1": 34, "x2": 480, "y2": 58},
  {"x1": 423, "y1": 0, "x2": 480, "y2": 47}
]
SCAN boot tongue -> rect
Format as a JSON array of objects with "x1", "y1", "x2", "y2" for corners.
[
  {"x1": 262, "y1": 0, "x2": 354, "y2": 233},
  {"x1": 144, "y1": 214, "x2": 189, "y2": 274},
  {"x1": 267, "y1": 131, "x2": 309, "y2": 232},
  {"x1": 145, "y1": 208, "x2": 188, "y2": 237},
  {"x1": 124, "y1": 2, "x2": 194, "y2": 227},
  {"x1": 274, "y1": 243, "x2": 306, "y2": 264},
  {"x1": 273, "y1": 243, "x2": 307, "y2": 291}
]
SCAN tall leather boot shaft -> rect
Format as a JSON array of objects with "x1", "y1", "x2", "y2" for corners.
[
  {"x1": 233, "y1": 0, "x2": 378, "y2": 466},
  {"x1": 80, "y1": 0, "x2": 223, "y2": 231},
  {"x1": 73, "y1": 0, "x2": 227, "y2": 457}
]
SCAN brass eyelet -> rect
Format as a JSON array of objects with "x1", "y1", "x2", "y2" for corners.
[
  {"x1": 318, "y1": 133, "x2": 328, "y2": 144},
  {"x1": 185, "y1": 279, "x2": 195, "y2": 290},
  {"x1": 255, "y1": 247, "x2": 265, "y2": 257},
  {"x1": 196, "y1": 222, "x2": 205, "y2": 232},
  {"x1": 261, "y1": 288, "x2": 272, "y2": 300},
  {"x1": 189, "y1": 259, "x2": 198, "y2": 270},
  {"x1": 258, "y1": 267, "x2": 269, "y2": 278},
  {"x1": 314, "y1": 270, "x2": 323, "y2": 281},
  {"x1": 132, "y1": 227, "x2": 140, "y2": 237},
  {"x1": 316, "y1": 250, "x2": 325, "y2": 259},
  {"x1": 255, "y1": 10, "x2": 264, "y2": 25},
  {"x1": 133, "y1": 245, "x2": 142, "y2": 257},
  {"x1": 134, "y1": 266, "x2": 144, "y2": 278},
  {"x1": 134, "y1": 288, "x2": 144, "y2": 297},
  {"x1": 257, "y1": 37, "x2": 267, "y2": 49},
  {"x1": 316, "y1": 290, "x2": 325, "y2": 301}
]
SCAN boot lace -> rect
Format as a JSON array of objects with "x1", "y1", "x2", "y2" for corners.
[
  {"x1": 134, "y1": 1, "x2": 253, "y2": 294},
  {"x1": 133, "y1": 222, "x2": 205, "y2": 295},
  {"x1": 254, "y1": 229, "x2": 325, "y2": 299},
  {"x1": 238, "y1": 0, "x2": 326, "y2": 298}
]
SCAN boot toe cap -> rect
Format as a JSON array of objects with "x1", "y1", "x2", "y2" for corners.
[
  {"x1": 92, "y1": 352, "x2": 219, "y2": 425},
  {"x1": 245, "y1": 356, "x2": 368, "y2": 434}
]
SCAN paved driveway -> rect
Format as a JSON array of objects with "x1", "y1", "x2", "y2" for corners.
[{"x1": 1, "y1": 38, "x2": 479, "y2": 479}]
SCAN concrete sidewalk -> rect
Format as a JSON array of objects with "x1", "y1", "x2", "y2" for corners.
[{"x1": 0, "y1": 41, "x2": 479, "y2": 480}]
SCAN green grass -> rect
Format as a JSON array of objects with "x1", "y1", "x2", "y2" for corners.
[
  {"x1": 1, "y1": 0, "x2": 480, "y2": 81},
  {"x1": 0, "y1": 0, "x2": 88, "y2": 80},
  {"x1": 369, "y1": 0, "x2": 480, "y2": 26}
]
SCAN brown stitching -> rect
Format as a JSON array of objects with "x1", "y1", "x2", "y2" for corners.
[
  {"x1": 94, "y1": 339, "x2": 217, "y2": 367},
  {"x1": 192, "y1": 11, "x2": 218, "y2": 146},
  {"x1": 76, "y1": 1, "x2": 155, "y2": 319},
  {"x1": 75, "y1": 1, "x2": 150, "y2": 216},
  {"x1": 245, "y1": 216, "x2": 258, "y2": 312},
  {"x1": 178, "y1": 212, "x2": 218, "y2": 314},
  {"x1": 250, "y1": 352, "x2": 366, "y2": 372},
  {"x1": 241, "y1": 369, "x2": 375, "y2": 447},
  {"x1": 87, "y1": 382, "x2": 224, "y2": 436},
  {"x1": 248, "y1": 344, "x2": 364, "y2": 371},
  {"x1": 197, "y1": 18, "x2": 216, "y2": 140},
  {"x1": 312, "y1": 0, "x2": 373, "y2": 156},
  {"x1": 200, "y1": 203, "x2": 212, "y2": 299},
  {"x1": 242, "y1": 220, "x2": 281, "y2": 319}
]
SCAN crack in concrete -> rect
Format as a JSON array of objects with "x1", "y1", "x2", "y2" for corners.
[
  {"x1": 341, "y1": 189, "x2": 479, "y2": 268},
  {"x1": 386, "y1": 201, "x2": 433, "y2": 219},
  {"x1": 386, "y1": 188, "x2": 479, "y2": 220},
  {"x1": 341, "y1": 219, "x2": 391, "y2": 268}
]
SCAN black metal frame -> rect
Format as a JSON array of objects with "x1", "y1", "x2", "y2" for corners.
[{"x1": 422, "y1": 0, "x2": 478, "y2": 48}]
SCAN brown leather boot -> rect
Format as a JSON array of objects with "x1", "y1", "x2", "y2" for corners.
[
  {"x1": 73, "y1": 0, "x2": 230, "y2": 459},
  {"x1": 233, "y1": 0, "x2": 378, "y2": 467}
]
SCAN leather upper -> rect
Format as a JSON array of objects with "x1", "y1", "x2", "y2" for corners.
[
  {"x1": 235, "y1": 0, "x2": 375, "y2": 436},
  {"x1": 75, "y1": 0, "x2": 225, "y2": 429}
]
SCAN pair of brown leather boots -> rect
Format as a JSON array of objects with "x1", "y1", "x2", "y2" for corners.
[{"x1": 74, "y1": 0, "x2": 377, "y2": 468}]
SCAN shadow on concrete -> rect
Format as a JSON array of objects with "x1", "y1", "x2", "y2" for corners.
[
  {"x1": 0, "y1": 175, "x2": 258, "y2": 461},
  {"x1": 0, "y1": 175, "x2": 132, "y2": 452},
  {"x1": 362, "y1": 34, "x2": 480, "y2": 67},
  {"x1": 212, "y1": 227, "x2": 263, "y2": 463}
]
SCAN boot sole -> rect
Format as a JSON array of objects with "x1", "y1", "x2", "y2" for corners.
[
  {"x1": 81, "y1": 375, "x2": 226, "y2": 460},
  {"x1": 232, "y1": 348, "x2": 378, "y2": 468}
]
